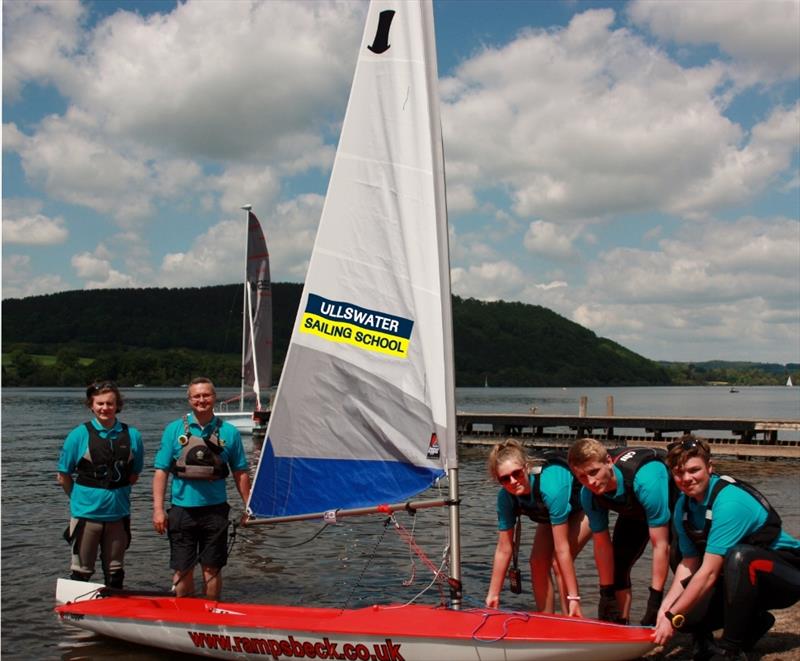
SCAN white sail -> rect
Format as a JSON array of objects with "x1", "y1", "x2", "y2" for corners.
[
  {"x1": 248, "y1": 0, "x2": 456, "y2": 519},
  {"x1": 788, "y1": 376, "x2": 793, "y2": 387}
]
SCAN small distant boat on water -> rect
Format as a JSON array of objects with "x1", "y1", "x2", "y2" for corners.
[
  {"x1": 215, "y1": 205, "x2": 272, "y2": 435},
  {"x1": 729, "y1": 387, "x2": 739, "y2": 393},
  {"x1": 133, "y1": 383, "x2": 145, "y2": 388},
  {"x1": 788, "y1": 376, "x2": 794, "y2": 387}
]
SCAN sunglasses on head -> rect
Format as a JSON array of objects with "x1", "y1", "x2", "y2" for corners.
[
  {"x1": 498, "y1": 468, "x2": 526, "y2": 485},
  {"x1": 89, "y1": 381, "x2": 116, "y2": 392},
  {"x1": 667, "y1": 437, "x2": 708, "y2": 453}
]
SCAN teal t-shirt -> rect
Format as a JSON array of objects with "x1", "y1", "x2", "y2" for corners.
[
  {"x1": 674, "y1": 474, "x2": 800, "y2": 558},
  {"x1": 57, "y1": 419, "x2": 145, "y2": 520},
  {"x1": 581, "y1": 461, "x2": 671, "y2": 532},
  {"x1": 496, "y1": 463, "x2": 576, "y2": 530},
  {"x1": 154, "y1": 414, "x2": 248, "y2": 507}
]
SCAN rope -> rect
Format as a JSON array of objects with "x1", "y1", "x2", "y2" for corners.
[
  {"x1": 341, "y1": 517, "x2": 391, "y2": 610},
  {"x1": 390, "y1": 516, "x2": 449, "y2": 585},
  {"x1": 238, "y1": 522, "x2": 332, "y2": 548},
  {"x1": 469, "y1": 608, "x2": 532, "y2": 643}
]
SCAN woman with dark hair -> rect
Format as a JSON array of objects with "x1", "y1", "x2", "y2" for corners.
[
  {"x1": 485, "y1": 439, "x2": 590, "y2": 615},
  {"x1": 57, "y1": 381, "x2": 144, "y2": 588}
]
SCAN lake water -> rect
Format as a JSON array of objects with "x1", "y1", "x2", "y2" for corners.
[{"x1": 1, "y1": 386, "x2": 799, "y2": 660}]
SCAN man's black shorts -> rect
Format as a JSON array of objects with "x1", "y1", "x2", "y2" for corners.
[{"x1": 168, "y1": 502, "x2": 230, "y2": 571}]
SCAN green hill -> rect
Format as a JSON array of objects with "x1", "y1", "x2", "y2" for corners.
[{"x1": 3, "y1": 284, "x2": 670, "y2": 387}]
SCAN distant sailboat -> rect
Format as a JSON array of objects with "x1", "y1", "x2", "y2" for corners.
[
  {"x1": 216, "y1": 205, "x2": 272, "y2": 434},
  {"x1": 484, "y1": 375, "x2": 489, "y2": 388},
  {"x1": 788, "y1": 376, "x2": 794, "y2": 387}
]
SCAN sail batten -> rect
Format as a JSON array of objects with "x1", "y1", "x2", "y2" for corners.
[{"x1": 248, "y1": 0, "x2": 455, "y2": 520}]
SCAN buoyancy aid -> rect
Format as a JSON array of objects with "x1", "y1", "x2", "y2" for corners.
[
  {"x1": 172, "y1": 415, "x2": 230, "y2": 480},
  {"x1": 681, "y1": 475, "x2": 782, "y2": 554},
  {"x1": 516, "y1": 452, "x2": 583, "y2": 524},
  {"x1": 593, "y1": 447, "x2": 676, "y2": 520},
  {"x1": 75, "y1": 422, "x2": 133, "y2": 490}
]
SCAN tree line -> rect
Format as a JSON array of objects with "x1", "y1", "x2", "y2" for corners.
[{"x1": 2, "y1": 284, "x2": 795, "y2": 387}]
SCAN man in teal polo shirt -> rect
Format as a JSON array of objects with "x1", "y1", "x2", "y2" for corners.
[
  {"x1": 653, "y1": 435, "x2": 800, "y2": 661},
  {"x1": 568, "y1": 438, "x2": 673, "y2": 625},
  {"x1": 152, "y1": 377, "x2": 250, "y2": 600}
]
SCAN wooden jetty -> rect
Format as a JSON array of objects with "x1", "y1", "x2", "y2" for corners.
[{"x1": 456, "y1": 412, "x2": 800, "y2": 459}]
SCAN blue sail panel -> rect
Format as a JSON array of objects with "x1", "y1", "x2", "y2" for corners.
[{"x1": 248, "y1": 438, "x2": 445, "y2": 518}]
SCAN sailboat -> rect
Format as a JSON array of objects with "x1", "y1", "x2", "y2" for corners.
[
  {"x1": 788, "y1": 376, "x2": 794, "y2": 387},
  {"x1": 215, "y1": 205, "x2": 273, "y2": 434},
  {"x1": 55, "y1": 3, "x2": 655, "y2": 658}
]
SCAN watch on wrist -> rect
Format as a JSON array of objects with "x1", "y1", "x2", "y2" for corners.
[{"x1": 665, "y1": 610, "x2": 685, "y2": 629}]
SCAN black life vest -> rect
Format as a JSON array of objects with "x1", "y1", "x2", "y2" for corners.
[
  {"x1": 172, "y1": 415, "x2": 230, "y2": 480},
  {"x1": 681, "y1": 475, "x2": 782, "y2": 554},
  {"x1": 593, "y1": 447, "x2": 675, "y2": 520},
  {"x1": 516, "y1": 452, "x2": 583, "y2": 524},
  {"x1": 75, "y1": 422, "x2": 133, "y2": 490}
]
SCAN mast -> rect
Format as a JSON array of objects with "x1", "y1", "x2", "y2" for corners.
[
  {"x1": 420, "y1": 0, "x2": 461, "y2": 609},
  {"x1": 238, "y1": 204, "x2": 252, "y2": 411}
]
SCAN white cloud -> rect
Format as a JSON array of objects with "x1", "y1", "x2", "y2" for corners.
[
  {"x1": 4, "y1": 1, "x2": 364, "y2": 229},
  {"x1": 442, "y1": 7, "x2": 794, "y2": 226},
  {"x1": 628, "y1": 0, "x2": 800, "y2": 84},
  {"x1": 670, "y1": 104, "x2": 800, "y2": 217},
  {"x1": 2, "y1": 123, "x2": 27, "y2": 151},
  {"x1": 523, "y1": 220, "x2": 578, "y2": 258},
  {"x1": 451, "y1": 260, "x2": 527, "y2": 301},
  {"x1": 570, "y1": 216, "x2": 800, "y2": 360},
  {"x1": 2, "y1": 214, "x2": 69, "y2": 245},
  {"x1": 156, "y1": 191, "x2": 322, "y2": 287},
  {"x1": 71, "y1": 247, "x2": 137, "y2": 288},
  {"x1": 2, "y1": 0, "x2": 85, "y2": 102},
  {"x1": 213, "y1": 166, "x2": 282, "y2": 221},
  {"x1": 159, "y1": 219, "x2": 243, "y2": 287},
  {"x1": 62, "y1": 1, "x2": 364, "y2": 161},
  {"x1": 2, "y1": 254, "x2": 70, "y2": 299}
]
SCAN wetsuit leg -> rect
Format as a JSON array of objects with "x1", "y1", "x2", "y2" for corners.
[
  {"x1": 611, "y1": 515, "x2": 649, "y2": 590},
  {"x1": 100, "y1": 519, "x2": 129, "y2": 588},
  {"x1": 71, "y1": 519, "x2": 103, "y2": 580},
  {"x1": 719, "y1": 545, "x2": 800, "y2": 650}
]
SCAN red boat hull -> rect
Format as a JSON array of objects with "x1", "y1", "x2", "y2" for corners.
[{"x1": 56, "y1": 583, "x2": 656, "y2": 660}]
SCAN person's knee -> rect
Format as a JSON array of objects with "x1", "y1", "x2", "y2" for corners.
[{"x1": 725, "y1": 544, "x2": 755, "y2": 569}]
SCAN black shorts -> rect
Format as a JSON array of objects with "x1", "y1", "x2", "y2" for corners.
[{"x1": 168, "y1": 503, "x2": 230, "y2": 571}]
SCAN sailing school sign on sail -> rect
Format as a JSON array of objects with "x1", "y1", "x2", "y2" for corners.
[{"x1": 300, "y1": 293, "x2": 414, "y2": 358}]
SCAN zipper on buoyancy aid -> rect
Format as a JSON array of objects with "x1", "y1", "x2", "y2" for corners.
[{"x1": 681, "y1": 475, "x2": 782, "y2": 553}]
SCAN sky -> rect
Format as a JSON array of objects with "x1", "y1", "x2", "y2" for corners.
[{"x1": 2, "y1": 0, "x2": 799, "y2": 364}]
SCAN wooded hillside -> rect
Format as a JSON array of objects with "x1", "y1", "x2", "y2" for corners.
[{"x1": 4, "y1": 284, "x2": 777, "y2": 387}]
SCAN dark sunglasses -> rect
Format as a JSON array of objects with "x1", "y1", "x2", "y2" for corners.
[
  {"x1": 498, "y1": 468, "x2": 526, "y2": 485},
  {"x1": 667, "y1": 437, "x2": 708, "y2": 453},
  {"x1": 89, "y1": 381, "x2": 116, "y2": 392}
]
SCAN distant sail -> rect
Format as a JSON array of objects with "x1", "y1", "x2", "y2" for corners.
[
  {"x1": 788, "y1": 376, "x2": 794, "y2": 387},
  {"x1": 243, "y1": 211, "x2": 272, "y2": 409}
]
